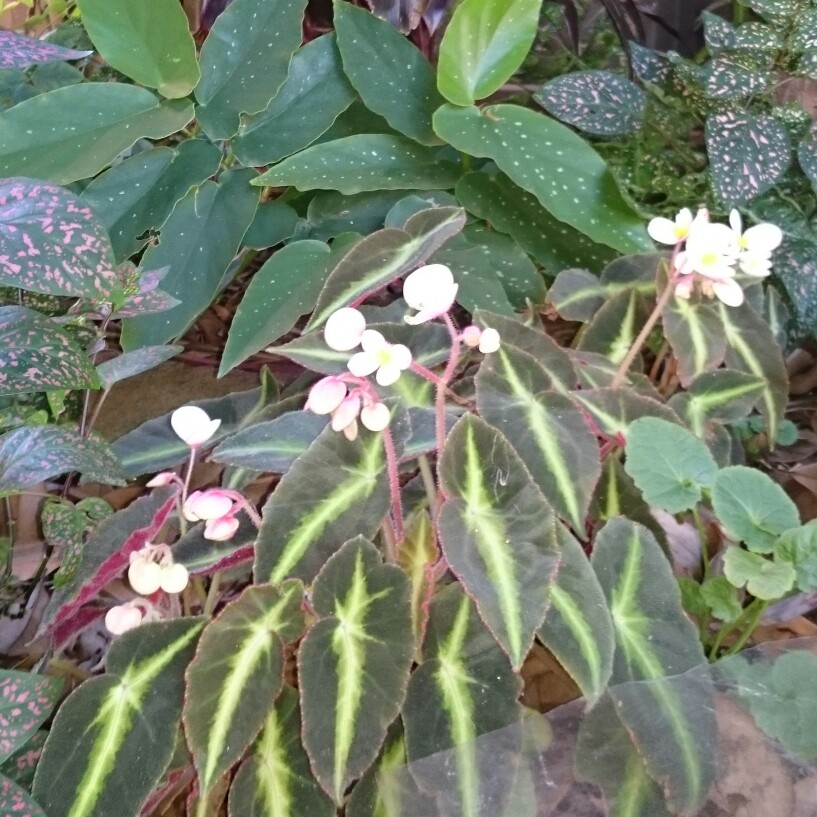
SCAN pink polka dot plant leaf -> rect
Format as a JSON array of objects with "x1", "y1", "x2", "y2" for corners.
[
  {"x1": 0, "y1": 730, "x2": 46, "y2": 792},
  {"x1": 0, "y1": 669, "x2": 62, "y2": 763},
  {"x1": 0, "y1": 773, "x2": 48, "y2": 817},
  {"x1": 107, "y1": 262, "x2": 180, "y2": 319},
  {"x1": 0, "y1": 177, "x2": 119, "y2": 299},
  {"x1": 533, "y1": 70, "x2": 647, "y2": 137},
  {"x1": 0, "y1": 306, "x2": 99, "y2": 396},
  {"x1": 705, "y1": 111, "x2": 791, "y2": 206},
  {"x1": 0, "y1": 31, "x2": 91, "y2": 70}
]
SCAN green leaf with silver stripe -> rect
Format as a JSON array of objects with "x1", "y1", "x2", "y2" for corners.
[
  {"x1": 476, "y1": 341, "x2": 599, "y2": 530},
  {"x1": 537, "y1": 523, "x2": 614, "y2": 703},
  {"x1": 591, "y1": 518, "x2": 715, "y2": 814},
  {"x1": 662, "y1": 293, "x2": 726, "y2": 386},
  {"x1": 32, "y1": 619, "x2": 204, "y2": 817},
  {"x1": 228, "y1": 686, "x2": 334, "y2": 817},
  {"x1": 402, "y1": 583, "x2": 521, "y2": 817},
  {"x1": 438, "y1": 414, "x2": 561, "y2": 668},
  {"x1": 298, "y1": 537, "x2": 413, "y2": 802},
  {"x1": 254, "y1": 426, "x2": 391, "y2": 584},
  {"x1": 184, "y1": 582, "x2": 305, "y2": 796},
  {"x1": 305, "y1": 206, "x2": 466, "y2": 331}
]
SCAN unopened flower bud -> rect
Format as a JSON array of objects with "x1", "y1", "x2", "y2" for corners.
[
  {"x1": 170, "y1": 406, "x2": 221, "y2": 448},
  {"x1": 204, "y1": 516, "x2": 240, "y2": 541},
  {"x1": 478, "y1": 328, "x2": 501, "y2": 354},
  {"x1": 305, "y1": 377, "x2": 347, "y2": 415},
  {"x1": 331, "y1": 394, "x2": 361, "y2": 433},
  {"x1": 105, "y1": 602, "x2": 143, "y2": 635},
  {"x1": 146, "y1": 471, "x2": 178, "y2": 488},
  {"x1": 128, "y1": 558, "x2": 162, "y2": 596},
  {"x1": 461, "y1": 325, "x2": 482, "y2": 347},
  {"x1": 159, "y1": 563, "x2": 189, "y2": 594},
  {"x1": 324, "y1": 307, "x2": 366, "y2": 351},
  {"x1": 360, "y1": 402, "x2": 391, "y2": 432},
  {"x1": 183, "y1": 489, "x2": 234, "y2": 522}
]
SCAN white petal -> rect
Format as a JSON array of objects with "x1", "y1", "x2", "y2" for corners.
[
  {"x1": 305, "y1": 378, "x2": 347, "y2": 415},
  {"x1": 647, "y1": 217, "x2": 681, "y2": 245},
  {"x1": 729, "y1": 209, "x2": 742, "y2": 235},
  {"x1": 478, "y1": 328, "x2": 501, "y2": 353},
  {"x1": 360, "y1": 403, "x2": 391, "y2": 431},
  {"x1": 712, "y1": 278, "x2": 744, "y2": 307},
  {"x1": 403, "y1": 264, "x2": 454, "y2": 310},
  {"x1": 347, "y1": 351, "x2": 379, "y2": 377},
  {"x1": 331, "y1": 394, "x2": 361, "y2": 431},
  {"x1": 324, "y1": 307, "x2": 366, "y2": 351},
  {"x1": 376, "y1": 363, "x2": 402, "y2": 386},
  {"x1": 360, "y1": 329, "x2": 387, "y2": 354},
  {"x1": 171, "y1": 406, "x2": 221, "y2": 447},
  {"x1": 342, "y1": 419, "x2": 358, "y2": 441},
  {"x1": 105, "y1": 604, "x2": 143, "y2": 635},
  {"x1": 739, "y1": 253, "x2": 772, "y2": 277},
  {"x1": 674, "y1": 276, "x2": 694, "y2": 299},
  {"x1": 742, "y1": 223, "x2": 782, "y2": 254},
  {"x1": 390, "y1": 343, "x2": 412, "y2": 369}
]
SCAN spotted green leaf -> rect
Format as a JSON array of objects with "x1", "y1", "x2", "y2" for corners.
[
  {"x1": 184, "y1": 582, "x2": 305, "y2": 795},
  {"x1": 0, "y1": 85, "x2": 193, "y2": 184},
  {"x1": 401, "y1": 583, "x2": 520, "y2": 817},
  {"x1": 476, "y1": 342, "x2": 599, "y2": 530},
  {"x1": 433, "y1": 103, "x2": 652, "y2": 253},
  {"x1": 0, "y1": 307, "x2": 99, "y2": 396},
  {"x1": 76, "y1": 0, "x2": 199, "y2": 98},
  {"x1": 334, "y1": 2, "x2": 443, "y2": 145},
  {"x1": 769, "y1": 237, "x2": 817, "y2": 341},
  {"x1": 299, "y1": 537, "x2": 412, "y2": 802},
  {"x1": 591, "y1": 518, "x2": 714, "y2": 815},
  {"x1": 0, "y1": 31, "x2": 91, "y2": 69},
  {"x1": 704, "y1": 58, "x2": 773, "y2": 101},
  {"x1": 723, "y1": 547, "x2": 796, "y2": 599},
  {"x1": 254, "y1": 134, "x2": 461, "y2": 194},
  {"x1": 534, "y1": 70, "x2": 646, "y2": 136},
  {"x1": 42, "y1": 500, "x2": 88, "y2": 588},
  {"x1": 32, "y1": 619, "x2": 204, "y2": 817},
  {"x1": 228, "y1": 686, "x2": 334, "y2": 817},
  {"x1": 0, "y1": 670, "x2": 62, "y2": 763},
  {"x1": 438, "y1": 414, "x2": 560, "y2": 668},
  {"x1": 0, "y1": 774, "x2": 48, "y2": 817},
  {"x1": 195, "y1": 0, "x2": 308, "y2": 140},
  {"x1": 255, "y1": 428, "x2": 391, "y2": 584},
  {"x1": 437, "y1": 0, "x2": 543, "y2": 105}
]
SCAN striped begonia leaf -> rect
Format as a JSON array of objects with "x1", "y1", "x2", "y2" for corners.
[
  {"x1": 32, "y1": 619, "x2": 204, "y2": 817},
  {"x1": 0, "y1": 774, "x2": 48, "y2": 817},
  {"x1": 438, "y1": 414, "x2": 561, "y2": 669},
  {"x1": 475, "y1": 341, "x2": 599, "y2": 530},
  {"x1": 705, "y1": 111, "x2": 791, "y2": 205},
  {"x1": 184, "y1": 582, "x2": 305, "y2": 795},
  {"x1": 306, "y1": 206, "x2": 465, "y2": 330},
  {"x1": 576, "y1": 289, "x2": 650, "y2": 367},
  {"x1": 0, "y1": 31, "x2": 91, "y2": 69},
  {"x1": 0, "y1": 670, "x2": 62, "y2": 763},
  {"x1": 402, "y1": 583, "x2": 520, "y2": 817},
  {"x1": 0, "y1": 85, "x2": 194, "y2": 184},
  {"x1": 397, "y1": 509, "x2": 439, "y2": 653},
  {"x1": 534, "y1": 70, "x2": 646, "y2": 136},
  {"x1": 433, "y1": 103, "x2": 652, "y2": 254},
  {"x1": 96, "y1": 345, "x2": 183, "y2": 390},
  {"x1": 569, "y1": 388, "x2": 682, "y2": 438},
  {"x1": 232, "y1": 34, "x2": 355, "y2": 167},
  {"x1": 76, "y1": 0, "x2": 198, "y2": 98},
  {"x1": 80, "y1": 140, "x2": 222, "y2": 262},
  {"x1": 718, "y1": 300, "x2": 788, "y2": 444},
  {"x1": 228, "y1": 686, "x2": 334, "y2": 817},
  {"x1": 0, "y1": 178, "x2": 118, "y2": 298},
  {"x1": 455, "y1": 171, "x2": 617, "y2": 274},
  {"x1": 0, "y1": 307, "x2": 99, "y2": 395},
  {"x1": 436, "y1": 0, "x2": 542, "y2": 106},
  {"x1": 591, "y1": 518, "x2": 715, "y2": 815},
  {"x1": 253, "y1": 134, "x2": 461, "y2": 194},
  {"x1": 0, "y1": 425, "x2": 126, "y2": 494},
  {"x1": 254, "y1": 428, "x2": 391, "y2": 584},
  {"x1": 537, "y1": 524, "x2": 614, "y2": 703},
  {"x1": 298, "y1": 537, "x2": 413, "y2": 802},
  {"x1": 334, "y1": 2, "x2": 443, "y2": 145},
  {"x1": 195, "y1": 0, "x2": 308, "y2": 140},
  {"x1": 662, "y1": 292, "x2": 726, "y2": 386}
]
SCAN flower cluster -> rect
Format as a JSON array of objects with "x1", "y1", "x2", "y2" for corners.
[
  {"x1": 648, "y1": 207, "x2": 782, "y2": 307},
  {"x1": 184, "y1": 488, "x2": 242, "y2": 541},
  {"x1": 128, "y1": 544, "x2": 189, "y2": 596}
]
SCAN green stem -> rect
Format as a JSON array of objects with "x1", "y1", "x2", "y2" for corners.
[
  {"x1": 725, "y1": 599, "x2": 768, "y2": 656},
  {"x1": 691, "y1": 507, "x2": 710, "y2": 580},
  {"x1": 203, "y1": 572, "x2": 222, "y2": 617},
  {"x1": 418, "y1": 454, "x2": 439, "y2": 517}
]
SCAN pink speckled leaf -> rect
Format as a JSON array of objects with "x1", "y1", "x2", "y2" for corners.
[
  {"x1": 0, "y1": 772, "x2": 47, "y2": 817},
  {"x1": 0, "y1": 306, "x2": 99, "y2": 395},
  {"x1": 0, "y1": 425, "x2": 127, "y2": 493},
  {"x1": 0, "y1": 177, "x2": 118, "y2": 298},
  {"x1": 0, "y1": 31, "x2": 91, "y2": 70},
  {"x1": 109, "y1": 262, "x2": 180, "y2": 318},
  {"x1": 705, "y1": 111, "x2": 791, "y2": 205},
  {"x1": 0, "y1": 730, "x2": 46, "y2": 791},
  {"x1": 0, "y1": 670, "x2": 62, "y2": 763}
]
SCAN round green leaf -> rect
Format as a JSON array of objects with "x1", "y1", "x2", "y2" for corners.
[{"x1": 723, "y1": 547, "x2": 796, "y2": 600}]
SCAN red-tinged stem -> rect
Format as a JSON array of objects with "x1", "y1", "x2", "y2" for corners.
[
  {"x1": 410, "y1": 360, "x2": 446, "y2": 386},
  {"x1": 381, "y1": 423, "x2": 404, "y2": 550}
]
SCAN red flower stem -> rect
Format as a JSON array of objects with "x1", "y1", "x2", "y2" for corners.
[
  {"x1": 410, "y1": 361, "x2": 446, "y2": 386},
  {"x1": 381, "y1": 423, "x2": 404, "y2": 549},
  {"x1": 436, "y1": 313, "x2": 461, "y2": 465}
]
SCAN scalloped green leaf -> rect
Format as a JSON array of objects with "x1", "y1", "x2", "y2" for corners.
[
  {"x1": 195, "y1": 0, "x2": 308, "y2": 140},
  {"x1": 475, "y1": 342, "x2": 599, "y2": 530},
  {"x1": 0, "y1": 306, "x2": 99, "y2": 395},
  {"x1": 334, "y1": 1, "x2": 442, "y2": 145},
  {"x1": 705, "y1": 111, "x2": 791, "y2": 205},
  {"x1": 0, "y1": 84, "x2": 193, "y2": 184},
  {"x1": 184, "y1": 582, "x2": 305, "y2": 795},
  {"x1": 255, "y1": 427, "x2": 390, "y2": 584},
  {"x1": 231, "y1": 34, "x2": 355, "y2": 166},
  {"x1": 534, "y1": 70, "x2": 646, "y2": 136},
  {"x1": 436, "y1": 0, "x2": 542, "y2": 105},
  {"x1": 32, "y1": 619, "x2": 204, "y2": 817},
  {"x1": 438, "y1": 414, "x2": 560, "y2": 668},
  {"x1": 228, "y1": 686, "x2": 335, "y2": 817},
  {"x1": 723, "y1": 547, "x2": 796, "y2": 599},
  {"x1": 623, "y1": 417, "x2": 718, "y2": 513},
  {"x1": 76, "y1": 0, "x2": 199, "y2": 98},
  {"x1": 253, "y1": 135, "x2": 461, "y2": 194},
  {"x1": 434, "y1": 103, "x2": 651, "y2": 253},
  {"x1": 121, "y1": 168, "x2": 259, "y2": 350},
  {"x1": 0, "y1": 31, "x2": 91, "y2": 69},
  {"x1": 299, "y1": 537, "x2": 413, "y2": 802}
]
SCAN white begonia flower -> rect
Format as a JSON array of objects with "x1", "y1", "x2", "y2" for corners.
[
  {"x1": 647, "y1": 207, "x2": 703, "y2": 245},
  {"x1": 170, "y1": 406, "x2": 221, "y2": 448},
  {"x1": 478, "y1": 328, "x2": 501, "y2": 354},
  {"x1": 183, "y1": 489, "x2": 234, "y2": 522},
  {"x1": 403, "y1": 264, "x2": 458, "y2": 324},
  {"x1": 347, "y1": 330, "x2": 412, "y2": 386},
  {"x1": 305, "y1": 377, "x2": 347, "y2": 415},
  {"x1": 729, "y1": 210, "x2": 783, "y2": 277},
  {"x1": 676, "y1": 221, "x2": 738, "y2": 281},
  {"x1": 324, "y1": 307, "x2": 366, "y2": 351},
  {"x1": 105, "y1": 602, "x2": 144, "y2": 636},
  {"x1": 360, "y1": 402, "x2": 391, "y2": 432}
]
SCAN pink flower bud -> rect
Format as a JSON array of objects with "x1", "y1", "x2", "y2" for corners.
[
  {"x1": 403, "y1": 264, "x2": 458, "y2": 324},
  {"x1": 461, "y1": 325, "x2": 482, "y2": 348},
  {"x1": 183, "y1": 489, "x2": 234, "y2": 522},
  {"x1": 204, "y1": 515, "x2": 240, "y2": 541},
  {"x1": 305, "y1": 377, "x2": 347, "y2": 415},
  {"x1": 360, "y1": 402, "x2": 391, "y2": 432},
  {"x1": 105, "y1": 603, "x2": 143, "y2": 635},
  {"x1": 324, "y1": 307, "x2": 366, "y2": 351},
  {"x1": 146, "y1": 471, "x2": 178, "y2": 487},
  {"x1": 331, "y1": 394, "x2": 361, "y2": 433},
  {"x1": 170, "y1": 406, "x2": 221, "y2": 448}
]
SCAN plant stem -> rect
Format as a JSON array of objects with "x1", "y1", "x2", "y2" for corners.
[
  {"x1": 691, "y1": 507, "x2": 710, "y2": 579},
  {"x1": 725, "y1": 599, "x2": 768, "y2": 656},
  {"x1": 418, "y1": 454, "x2": 439, "y2": 517},
  {"x1": 436, "y1": 314, "x2": 460, "y2": 461},
  {"x1": 382, "y1": 424, "x2": 404, "y2": 545},
  {"x1": 380, "y1": 519, "x2": 397, "y2": 564},
  {"x1": 203, "y1": 572, "x2": 222, "y2": 617}
]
